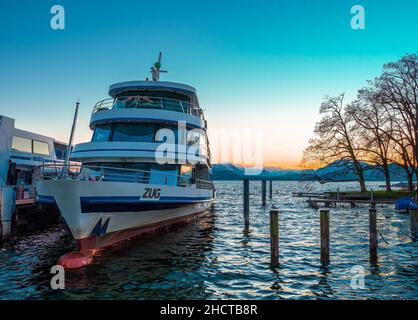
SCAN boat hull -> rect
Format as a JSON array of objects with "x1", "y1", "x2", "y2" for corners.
[
  {"x1": 35, "y1": 179, "x2": 214, "y2": 251},
  {"x1": 76, "y1": 207, "x2": 206, "y2": 251}
]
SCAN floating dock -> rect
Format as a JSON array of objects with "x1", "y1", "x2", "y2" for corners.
[{"x1": 292, "y1": 191, "x2": 397, "y2": 209}]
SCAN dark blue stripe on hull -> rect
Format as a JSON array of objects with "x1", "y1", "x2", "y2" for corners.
[
  {"x1": 37, "y1": 195, "x2": 212, "y2": 213},
  {"x1": 37, "y1": 195, "x2": 57, "y2": 205},
  {"x1": 80, "y1": 202, "x2": 196, "y2": 213},
  {"x1": 80, "y1": 196, "x2": 212, "y2": 204}
]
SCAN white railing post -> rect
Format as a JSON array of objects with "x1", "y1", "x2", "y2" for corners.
[{"x1": 180, "y1": 101, "x2": 185, "y2": 113}]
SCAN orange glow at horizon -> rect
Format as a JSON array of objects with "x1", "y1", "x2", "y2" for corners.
[{"x1": 211, "y1": 160, "x2": 307, "y2": 170}]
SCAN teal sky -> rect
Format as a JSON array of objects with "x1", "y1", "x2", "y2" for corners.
[{"x1": 0, "y1": 0, "x2": 417, "y2": 167}]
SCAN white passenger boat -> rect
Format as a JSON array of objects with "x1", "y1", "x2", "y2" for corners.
[{"x1": 35, "y1": 55, "x2": 215, "y2": 267}]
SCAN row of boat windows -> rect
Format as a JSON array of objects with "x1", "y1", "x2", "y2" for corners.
[
  {"x1": 113, "y1": 97, "x2": 191, "y2": 114},
  {"x1": 113, "y1": 91, "x2": 191, "y2": 114},
  {"x1": 84, "y1": 162, "x2": 192, "y2": 174},
  {"x1": 92, "y1": 123, "x2": 207, "y2": 147},
  {"x1": 11, "y1": 136, "x2": 50, "y2": 155},
  {"x1": 82, "y1": 162, "x2": 197, "y2": 185},
  {"x1": 115, "y1": 91, "x2": 190, "y2": 103},
  {"x1": 11, "y1": 136, "x2": 68, "y2": 159},
  {"x1": 104, "y1": 92, "x2": 204, "y2": 119}
]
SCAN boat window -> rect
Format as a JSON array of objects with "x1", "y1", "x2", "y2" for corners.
[
  {"x1": 54, "y1": 142, "x2": 67, "y2": 160},
  {"x1": 116, "y1": 91, "x2": 190, "y2": 102},
  {"x1": 92, "y1": 125, "x2": 113, "y2": 142},
  {"x1": 154, "y1": 125, "x2": 180, "y2": 144},
  {"x1": 85, "y1": 162, "x2": 178, "y2": 171},
  {"x1": 92, "y1": 123, "x2": 184, "y2": 143},
  {"x1": 180, "y1": 165, "x2": 192, "y2": 176},
  {"x1": 33, "y1": 140, "x2": 50, "y2": 155},
  {"x1": 11, "y1": 136, "x2": 32, "y2": 153},
  {"x1": 187, "y1": 129, "x2": 208, "y2": 151},
  {"x1": 113, "y1": 99, "x2": 125, "y2": 109},
  {"x1": 112, "y1": 91, "x2": 191, "y2": 113},
  {"x1": 162, "y1": 98, "x2": 185, "y2": 113},
  {"x1": 149, "y1": 168, "x2": 178, "y2": 185},
  {"x1": 16, "y1": 169, "x2": 32, "y2": 185},
  {"x1": 112, "y1": 124, "x2": 156, "y2": 142},
  {"x1": 125, "y1": 97, "x2": 161, "y2": 110}
]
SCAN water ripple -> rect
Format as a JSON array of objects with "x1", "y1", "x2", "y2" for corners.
[{"x1": 0, "y1": 181, "x2": 417, "y2": 299}]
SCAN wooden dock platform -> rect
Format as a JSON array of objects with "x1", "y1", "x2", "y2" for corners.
[
  {"x1": 306, "y1": 198, "x2": 395, "y2": 209},
  {"x1": 16, "y1": 198, "x2": 35, "y2": 206},
  {"x1": 292, "y1": 192, "x2": 328, "y2": 198}
]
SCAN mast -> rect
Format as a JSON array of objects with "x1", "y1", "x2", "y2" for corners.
[
  {"x1": 150, "y1": 52, "x2": 167, "y2": 81},
  {"x1": 63, "y1": 100, "x2": 80, "y2": 171}
]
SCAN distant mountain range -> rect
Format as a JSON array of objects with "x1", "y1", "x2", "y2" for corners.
[{"x1": 211, "y1": 161, "x2": 409, "y2": 182}]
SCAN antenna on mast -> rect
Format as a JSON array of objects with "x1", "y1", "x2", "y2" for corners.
[{"x1": 151, "y1": 52, "x2": 167, "y2": 81}]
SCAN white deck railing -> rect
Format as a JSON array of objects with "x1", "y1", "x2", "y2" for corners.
[
  {"x1": 92, "y1": 95, "x2": 205, "y2": 121},
  {"x1": 35, "y1": 164, "x2": 214, "y2": 190}
]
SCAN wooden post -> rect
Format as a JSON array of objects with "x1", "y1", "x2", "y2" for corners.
[
  {"x1": 262, "y1": 180, "x2": 266, "y2": 206},
  {"x1": 17, "y1": 184, "x2": 24, "y2": 200},
  {"x1": 370, "y1": 189, "x2": 376, "y2": 209},
  {"x1": 410, "y1": 209, "x2": 418, "y2": 241},
  {"x1": 269, "y1": 180, "x2": 273, "y2": 200},
  {"x1": 335, "y1": 188, "x2": 339, "y2": 207},
  {"x1": 369, "y1": 208, "x2": 378, "y2": 262},
  {"x1": 270, "y1": 209, "x2": 279, "y2": 267},
  {"x1": 320, "y1": 209, "x2": 330, "y2": 265},
  {"x1": 0, "y1": 187, "x2": 14, "y2": 240},
  {"x1": 243, "y1": 179, "x2": 250, "y2": 229}
]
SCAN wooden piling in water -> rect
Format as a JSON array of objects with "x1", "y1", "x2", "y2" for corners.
[
  {"x1": 370, "y1": 189, "x2": 376, "y2": 209},
  {"x1": 410, "y1": 209, "x2": 418, "y2": 241},
  {"x1": 320, "y1": 209, "x2": 330, "y2": 265},
  {"x1": 262, "y1": 180, "x2": 267, "y2": 206},
  {"x1": 270, "y1": 209, "x2": 279, "y2": 267},
  {"x1": 243, "y1": 179, "x2": 250, "y2": 229},
  {"x1": 269, "y1": 180, "x2": 273, "y2": 199},
  {"x1": 0, "y1": 187, "x2": 14, "y2": 240},
  {"x1": 369, "y1": 208, "x2": 378, "y2": 262}
]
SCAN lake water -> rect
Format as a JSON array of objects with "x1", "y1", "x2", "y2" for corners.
[{"x1": 0, "y1": 181, "x2": 417, "y2": 300}]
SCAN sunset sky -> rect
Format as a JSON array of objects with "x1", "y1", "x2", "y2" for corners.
[{"x1": 1, "y1": 0, "x2": 417, "y2": 168}]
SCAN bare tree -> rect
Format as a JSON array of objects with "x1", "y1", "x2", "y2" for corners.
[
  {"x1": 346, "y1": 87, "x2": 393, "y2": 191},
  {"x1": 303, "y1": 53, "x2": 418, "y2": 192},
  {"x1": 303, "y1": 94, "x2": 367, "y2": 191},
  {"x1": 389, "y1": 136, "x2": 415, "y2": 190},
  {"x1": 376, "y1": 53, "x2": 418, "y2": 185}
]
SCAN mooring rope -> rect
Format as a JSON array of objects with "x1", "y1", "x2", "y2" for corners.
[{"x1": 378, "y1": 231, "x2": 389, "y2": 244}]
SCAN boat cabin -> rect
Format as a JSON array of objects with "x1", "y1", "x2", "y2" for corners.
[{"x1": 0, "y1": 115, "x2": 67, "y2": 191}]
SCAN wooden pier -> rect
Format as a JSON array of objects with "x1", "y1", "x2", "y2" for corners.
[
  {"x1": 292, "y1": 192, "x2": 328, "y2": 198},
  {"x1": 1, "y1": 186, "x2": 59, "y2": 240},
  {"x1": 292, "y1": 190, "x2": 396, "y2": 209},
  {"x1": 306, "y1": 198, "x2": 395, "y2": 209}
]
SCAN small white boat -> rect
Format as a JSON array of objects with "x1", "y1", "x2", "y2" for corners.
[{"x1": 35, "y1": 54, "x2": 215, "y2": 267}]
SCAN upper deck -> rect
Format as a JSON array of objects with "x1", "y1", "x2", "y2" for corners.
[
  {"x1": 108, "y1": 81, "x2": 198, "y2": 98},
  {"x1": 91, "y1": 81, "x2": 205, "y2": 125}
]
